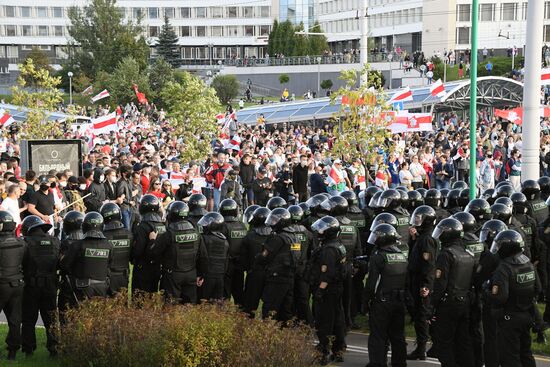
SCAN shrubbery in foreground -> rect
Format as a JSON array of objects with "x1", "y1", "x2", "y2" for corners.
[{"x1": 56, "y1": 292, "x2": 318, "y2": 367}]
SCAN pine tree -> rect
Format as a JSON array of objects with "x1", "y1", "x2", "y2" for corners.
[
  {"x1": 293, "y1": 23, "x2": 309, "y2": 56},
  {"x1": 308, "y1": 22, "x2": 329, "y2": 56},
  {"x1": 268, "y1": 20, "x2": 278, "y2": 56},
  {"x1": 156, "y1": 15, "x2": 180, "y2": 67}
]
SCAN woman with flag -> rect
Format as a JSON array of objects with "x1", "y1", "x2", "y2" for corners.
[{"x1": 327, "y1": 159, "x2": 348, "y2": 195}]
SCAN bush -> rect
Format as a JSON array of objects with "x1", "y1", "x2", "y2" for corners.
[{"x1": 56, "y1": 292, "x2": 318, "y2": 367}]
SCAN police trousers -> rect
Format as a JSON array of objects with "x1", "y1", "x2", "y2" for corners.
[
  {"x1": 367, "y1": 298, "x2": 407, "y2": 367},
  {"x1": 314, "y1": 287, "x2": 346, "y2": 356},
  {"x1": 161, "y1": 271, "x2": 197, "y2": 304},
  {"x1": 109, "y1": 270, "x2": 129, "y2": 295},
  {"x1": 202, "y1": 274, "x2": 224, "y2": 301},
  {"x1": 293, "y1": 275, "x2": 312, "y2": 325},
  {"x1": 496, "y1": 311, "x2": 536, "y2": 367},
  {"x1": 262, "y1": 277, "x2": 294, "y2": 322},
  {"x1": 469, "y1": 292, "x2": 483, "y2": 367},
  {"x1": 224, "y1": 260, "x2": 245, "y2": 307},
  {"x1": 243, "y1": 269, "x2": 265, "y2": 317},
  {"x1": 132, "y1": 262, "x2": 160, "y2": 293},
  {"x1": 409, "y1": 278, "x2": 431, "y2": 345},
  {"x1": 434, "y1": 299, "x2": 474, "y2": 367},
  {"x1": 0, "y1": 282, "x2": 23, "y2": 351},
  {"x1": 482, "y1": 302, "x2": 499, "y2": 367},
  {"x1": 22, "y1": 282, "x2": 57, "y2": 353}
]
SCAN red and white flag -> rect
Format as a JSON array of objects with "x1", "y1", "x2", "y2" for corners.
[
  {"x1": 542, "y1": 69, "x2": 550, "y2": 84},
  {"x1": 0, "y1": 110, "x2": 15, "y2": 128},
  {"x1": 495, "y1": 107, "x2": 523, "y2": 125},
  {"x1": 388, "y1": 112, "x2": 433, "y2": 133},
  {"x1": 430, "y1": 79, "x2": 446, "y2": 98},
  {"x1": 375, "y1": 171, "x2": 387, "y2": 188},
  {"x1": 225, "y1": 134, "x2": 242, "y2": 151},
  {"x1": 81, "y1": 85, "x2": 93, "y2": 96},
  {"x1": 92, "y1": 112, "x2": 118, "y2": 135},
  {"x1": 389, "y1": 87, "x2": 413, "y2": 103},
  {"x1": 91, "y1": 89, "x2": 110, "y2": 103}
]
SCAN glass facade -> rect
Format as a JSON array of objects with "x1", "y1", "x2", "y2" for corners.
[{"x1": 279, "y1": 0, "x2": 314, "y2": 29}]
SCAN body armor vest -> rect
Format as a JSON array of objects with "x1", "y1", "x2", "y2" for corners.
[
  {"x1": 443, "y1": 244, "x2": 475, "y2": 298},
  {"x1": 323, "y1": 238, "x2": 347, "y2": 283},
  {"x1": 463, "y1": 232, "x2": 484, "y2": 265},
  {"x1": 389, "y1": 208, "x2": 410, "y2": 245},
  {"x1": 168, "y1": 221, "x2": 200, "y2": 273},
  {"x1": 72, "y1": 239, "x2": 112, "y2": 281},
  {"x1": 224, "y1": 220, "x2": 247, "y2": 259},
  {"x1": 24, "y1": 234, "x2": 60, "y2": 279},
  {"x1": 377, "y1": 245, "x2": 408, "y2": 295},
  {"x1": 204, "y1": 232, "x2": 228, "y2": 275},
  {"x1": 501, "y1": 254, "x2": 536, "y2": 312},
  {"x1": 0, "y1": 235, "x2": 25, "y2": 283},
  {"x1": 104, "y1": 227, "x2": 133, "y2": 272},
  {"x1": 527, "y1": 199, "x2": 548, "y2": 226},
  {"x1": 336, "y1": 216, "x2": 359, "y2": 261},
  {"x1": 265, "y1": 229, "x2": 296, "y2": 278},
  {"x1": 288, "y1": 224, "x2": 310, "y2": 276}
]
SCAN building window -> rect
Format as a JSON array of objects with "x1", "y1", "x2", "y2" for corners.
[
  {"x1": 457, "y1": 4, "x2": 471, "y2": 22},
  {"x1": 457, "y1": 27, "x2": 470, "y2": 44},
  {"x1": 546, "y1": 2, "x2": 550, "y2": 19},
  {"x1": 4, "y1": 6, "x2": 15, "y2": 17},
  {"x1": 522, "y1": 3, "x2": 528, "y2": 19},
  {"x1": 149, "y1": 26, "x2": 159, "y2": 37},
  {"x1": 21, "y1": 7, "x2": 31, "y2": 17},
  {"x1": 37, "y1": 7, "x2": 48, "y2": 18},
  {"x1": 213, "y1": 47, "x2": 225, "y2": 59},
  {"x1": 133, "y1": 8, "x2": 143, "y2": 19},
  {"x1": 260, "y1": 6, "x2": 270, "y2": 18},
  {"x1": 479, "y1": 4, "x2": 495, "y2": 21},
  {"x1": 196, "y1": 47, "x2": 207, "y2": 59},
  {"x1": 39, "y1": 45, "x2": 51, "y2": 51},
  {"x1": 243, "y1": 6, "x2": 254, "y2": 18},
  {"x1": 5, "y1": 25, "x2": 16, "y2": 36},
  {"x1": 149, "y1": 8, "x2": 159, "y2": 19},
  {"x1": 501, "y1": 3, "x2": 517, "y2": 21},
  {"x1": 38, "y1": 25, "x2": 49, "y2": 36},
  {"x1": 7, "y1": 46, "x2": 18, "y2": 58},
  {"x1": 545, "y1": 25, "x2": 550, "y2": 42},
  {"x1": 196, "y1": 7, "x2": 206, "y2": 18},
  {"x1": 211, "y1": 26, "x2": 223, "y2": 37},
  {"x1": 260, "y1": 25, "x2": 270, "y2": 36},
  {"x1": 22, "y1": 25, "x2": 32, "y2": 36},
  {"x1": 53, "y1": 7, "x2": 63, "y2": 18},
  {"x1": 164, "y1": 7, "x2": 175, "y2": 19},
  {"x1": 181, "y1": 7, "x2": 190, "y2": 18},
  {"x1": 244, "y1": 26, "x2": 254, "y2": 36},
  {"x1": 54, "y1": 26, "x2": 64, "y2": 37},
  {"x1": 227, "y1": 26, "x2": 239, "y2": 36},
  {"x1": 182, "y1": 47, "x2": 194, "y2": 59},
  {"x1": 211, "y1": 7, "x2": 223, "y2": 18},
  {"x1": 227, "y1": 7, "x2": 238, "y2": 18},
  {"x1": 180, "y1": 26, "x2": 191, "y2": 37},
  {"x1": 196, "y1": 26, "x2": 206, "y2": 37},
  {"x1": 117, "y1": 7, "x2": 126, "y2": 18}
]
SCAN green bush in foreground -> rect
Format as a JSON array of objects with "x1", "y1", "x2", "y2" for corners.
[{"x1": 56, "y1": 292, "x2": 318, "y2": 367}]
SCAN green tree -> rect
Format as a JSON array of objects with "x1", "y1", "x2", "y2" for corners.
[
  {"x1": 160, "y1": 73, "x2": 221, "y2": 162},
  {"x1": 293, "y1": 23, "x2": 309, "y2": 56},
  {"x1": 308, "y1": 22, "x2": 329, "y2": 55},
  {"x1": 320, "y1": 79, "x2": 333, "y2": 91},
  {"x1": 23, "y1": 47, "x2": 54, "y2": 90},
  {"x1": 211, "y1": 75, "x2": 240, "y2": 105},
  {"x1": 106, "y1": 56, "x2": 152, "y2": 105},
  {"x1": 279, "y1": 74, "x2": 290, "y2": 85},
  {"x1": 11, "y1": 59, "x2": 64, "y2": 139},
  {"x1": 368, "y1": 70, "x2": 386, "y2": 89},
  {"x1": 156, "y1": 15, "x2": 180, "y2": 67},
  {"x1": 67, "y1": 0, "x2": 149, "y2": 77},
  {"x1": 280, "y1": 21, "x2": 296, "y2": 56},
  {"x1": 267, "y1": 20, "x2": 279, "y2": 56},
  {"x1": 148, "y1": 57, "x2": 175, "y2": 98}
]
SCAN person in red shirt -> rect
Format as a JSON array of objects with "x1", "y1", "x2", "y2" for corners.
[
  {"x1": 140, "y1": 164, "x2": 151, "y2": 193},
  {"x1": 204, "y1": 151, "x2": 231, "y2": 211},
  {"x1": 147, "y1": 178, "x2": 165, "y2": 200}
]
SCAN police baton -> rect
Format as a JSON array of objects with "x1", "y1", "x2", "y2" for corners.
[{"x1": 64, "y1": 274, "x2": 80, "y2": 306}]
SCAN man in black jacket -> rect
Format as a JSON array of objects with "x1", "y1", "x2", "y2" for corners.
[
  {"x1": 116, "y1": 165, "x2": 133, "y2": 230},
  {"x1": 293, "y1": 156, "x2": 309, "y2": 203},
  {"x1": 84, "y1": 169, "x2": 106, "y2": 213},
  {"x1": 239, "y1": 154, "x2": 256, "y2": 207}
]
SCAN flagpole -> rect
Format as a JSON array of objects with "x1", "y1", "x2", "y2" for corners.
[{"x1": 469, "y1": 0, "x2": 479, "y2": 200}]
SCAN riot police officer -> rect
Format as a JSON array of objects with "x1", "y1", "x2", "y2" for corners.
[
  {"x1": 243, "y1": 204, "x2": 260, "y2": 226},
  {"x1": 364, "y1": 223, "x2": 408, "y2": 367},
  {"x1": 493, "y1": 183, "x2": 514, "y2": 200},
  {"x1": 431, "y1": 218, "x2": 475, "y2": 367},
  {"x1": 131, "y1": 194, "x2": 165, "y2": 293},
  {"x1": 465, "y1": 198, "x2": 492, "y2": 236},
  {"x1": 369, "y1": 213, "x2": 407, "y2": 256},
  {"x1": 242, "y1": 207, "x2": 271, "y2": 317},
  {"x1": 407, "y1": 190, "x2": 424, "y2": 212},
  {"x1": 511, "y1": 193, "x2": 542, "y2": 267},
  {"x1": 491, "y1": 203, "x2": 532, "y2": 259},
  {"x1": 424, "y1": 188, "x2": 450, "y2": 223},
  {"x1": 304, "y1": 194, "x2": 327, "y2": 230},
  {"x1": 21, "y1": 215, "x2": 60, "y2": 357},
  {"x1": 267, "y1": 196, "x2": 287, "y2": 210},
  {"x1": 407, "y1": 205, "x2": 438, "y2": 360},
  {"x1": 260, "y1": 208, "x2": 297, "y2": 322},
  {"x1": 446, "y1": 189, "x2": 463, "y2": 214},
  {"x1": 310, "y1": 216, "x2": 347, "y2": 365},
  {"x1": 0, "y1": 211, "x2": 26, "y2": 360},
  {"x1": 60, "y1": 212, "x2": 113, "y2": 300},
  {"x1": 362, "y1": 186, "x2": 383, "y2": 227},
  {"x1": 340, "y1": 191, "x2": 367, "y2": 246},
  {"x1": 219, "y1": 198, "x2": 247, "y2": 306},
  {"x1": 100, "y1": 203, "x2": 133, "y2": 294},
  {"x1": 522, "y1": 179, "x2": 548, "y2": 226},
  {"x1": 452, "y1": 180, "x2": 468, "y2": 191},
  {"x1": 377, "y1": 189, "x2": 410, "y2": 245},
  {"x1": 187, "y1": 193, "x2": 208, "y2": 228},
  {"x1": 489, "y1": 230, "x2": 538, "y2": 367},
  {"x1": 198, "y1": 212, "x2": 229, "y2": 300},
  {"x1": 538, "y1": 176, "x2": 550, "y2": 202},
  {"x1": 151, "y1": 201, "x2": 208, "y2": 304}
]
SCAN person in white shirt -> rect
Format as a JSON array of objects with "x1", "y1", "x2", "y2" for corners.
[
  {"x1": 1, "y1": 183, "x2": 25, "y2": 225},
  {"x1": 398, "y1": 162, "x2": 414, "y2": 190},
  {"x1": 409, "y1": 155, "x2": 426, "y2": 189}
]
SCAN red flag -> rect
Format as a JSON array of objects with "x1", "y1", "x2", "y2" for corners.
[
  {"x1": 91, "y1": 89, "x2": 110, "y2": 103},
  {"x1": 430, "y1": 79, "x2": 446, "y2": 98},
  {"x1": 389, "y1": 87, "x2": 413, "y2": 102},
  {"x1": 542, "y1": 68, "x2": 550, "y2": 84},
  {"x1": 92, "y1": 112, "x2": 118, "y2": 134},
  {"x1": 495, "y1": 107, "x2": 523, "y2": 125},
  {"x1": 341, "y1": 95, "x2": 349, "y2": 105},
  {"x1": 133, "y1": 84, "x2": 148, "y2": 105},
  {"x1": 0, "y1": 110, "x2": 15, "y2": 127}
]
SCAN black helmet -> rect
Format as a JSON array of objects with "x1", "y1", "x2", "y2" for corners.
[
  {"x1": 495, "y1": 181, "x2": 513, "y2": 189},
  {"x1": 424, "y1": 189, "x2": 442, "y2": 208},
  {"x1": 82, "y1": 211, "x2": 105, "y2": 238},
  {"x1": 63, "y1": 211, "x2": 84, "y2": 234},
  {"x1": 458, "y1": 189, "x2": 471, "y2": 207},
  {"x1": 0, "y1": 211, "x2": 16, "y2": 233},
  {"x1": 494, "y1": 197, "x2": 513, "y2": 211},
  {"x1": 432, "y1": 218, "x2": 464, "y2": 242},
  {"x1": 197, "y1": 212, "x2": 225, "y2": 233},
  {"x1": 243, "y1": 205, "x2": 260, "y2": 224},
  {"x1": 522, "y1": 179, "x2": 541, "y2": 200},
  {"x1": 288, "y1": 205, "x2": 304, "y2": 223},
  {"x1": 480, "y1": 219, "x2": 508, "y2": 244},
  {"x1": 267, "y1": 196, "x2": 287, "y2": 210},
  {"x1": 298, "y1": 202, "x2": 311, "y2": 218},
  {"x1": 490, "y1": 230, "x2": 525, "y2": 258},
  {"x1": 538, "y1": 176, "x2": 550, "y2": 195},
  {"x1": 370, "y1": 212, "x2": 398, "y2": 231},
  {"x1": 320, "y1": 193, "x2": 332, "y2": 201},
  {"x1": 249, "y1": 207, "x2": 271, "y2": 226},
  {"x1": 21, "y1": 215, "x2": 52, "y2": 236},
  {"x1": 265, "y1": 208, "x2": 292, "y2": 231},
  {"x1": 219, "y1": 198, "x2": 239, "y2": 218},
  {"x1": 188, "y1": 193, "x2": 207, "y2": 216},
  {"x1": 416, "y1": 187, "x2": 428, "y2": 198},
  {"x1": 452, "y1": 180, "x2": 468, "y2": 190},
  {"x1": 480, "y1": 188, "x2": 496, "y2": 204},
  {"x1": 407, "y1": 190, "x2": 424, "y2": 211},
  {"x1": 368, "y1": 223, "x2": 401, "y2": 247},
  {"x1": 364, "y1": 186, "x2": 382, "y2": 206},
  {"x1": 452, "y1": 212, "x2": 476, "y2": 232},
  {"x1": 510, "y1": 192, "x2": 528, "y2": 214},
  {"x1": 340, "y1": 190, "x2": 359, "y2": 207},
  {"x1": 397, "y1": 190, "x2": 409, "y2": 209},
  {"x1": 395, "y1": 185, "x2": 409, "y2": 192},
  {"x1": 320, "y1": 195, "x2": 349, "y2": 216},
  {"x1": 494, "y1": 184, "x2": 514, "y2": 199},
  {"x1": 139, "y1": 194, "x2": 161, "y2": 215},
  {"x1": 166, "y1": 201, "x2": 189, "y2": 223},
  {"x1": 440, "y1": 189, "x2": 450, "y2": 209},
  {"x1": 377, "y1": 189, "x2": 401, "y2": 209},
  {"x1": 100, "y1": 202, "x2": 122, "y2": 223},
  {"x1": 465, "y1": 199, "x2": 491, "y2": 221},
  {"x1": 369, "y1": 191, "x2": 383, "y2": 208},
  {"x1": 490, "y1": 203, "x2": 512, "y2": 224},
  {"x1": 410, "y1": 205, "x2": 437, "y2": 227},
  {"x1": 311, "y1": 216, "x2": 341, "y2": 240},
  {"x1": 306, "y1": 194, "x2": 327, "y2": 215},
  {"x1": 446, "y1": 189, "x2": 461, "y2": 208}
]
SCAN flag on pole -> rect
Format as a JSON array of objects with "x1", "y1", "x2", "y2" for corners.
[
  {"x1": 375, "y1": 171, "x2": 387, "y2": 188},
  {"x1": 91, "y1": 89, "x2": 110, "y2": 103},
  {"x1": 91, "y1": 112, "x2": 118, "y2": 135},
  {"x1": 542, "y1": 69, "x2": 550, "y2": 84},
  {"x1": 133, "y1": 84, "x2": 148, "y2": 105},
  {"x1": 81, "y1": 85, "x2": 93, "y2": 96},
  {"x1": 495, "y1": 107, "x2": 523, "y2": 125},
  {"x1": 388, "y1": 112, "x2": 433, "y2": 133},
  {"x1": 430, "y1": 79, "x2": 446, "y2": 98},
  {"x1": 225, "y1": 135, "x2": 242, "y2": 151},
  {"x1": 388, "y1": 87, "x2": 413, "y2": 103},
  {"x1": 0, "y1": 110, "x2": 15, "y2": 128},
  {"x1": 327, "y1": 164, "x2": 346, "y2": 192}
]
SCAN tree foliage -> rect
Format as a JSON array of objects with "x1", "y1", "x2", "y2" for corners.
[
  {"x1": 105, "y1": 56, "x2": 152, "y2": 106},
  {"x1": 67, "y1": 0, "x2": 149, "y2": 78},
  {"x1": 160, "y1": 73, "x2": 221, "y2": 162},
  {"x1": 211, "y1": 75, "x2": 240, "y2": 105},
  {"x1": 308, "y1": 22, "x2": 329, "y2": 56},
  {"x1": 11, "y1": 59, "x2": 64, "y2": 139},
  {"x1": 293, "y1": 23, "x2": 309, "y2": 56},
  {"x1": 156, "y1": 15, "x2": 180, "y2": 67},
  {"x1": 23, "y1": 47, "x2": 54, "y2": 90},
  {"x1": 268, "y1": 20, "x2": 328, "y2": 56},
  {"x1": 320, "y1": 79, "x2": 333, "y2": 91},
  {"x1": 148, "y1": 57, "x2": 175, "y2": 99},
  {"x1": 279, "y1": 74, "x2": 290, "y2": 85}
]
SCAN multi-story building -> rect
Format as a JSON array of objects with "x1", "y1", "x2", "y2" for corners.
[{"x1": 276, "y1": 0, "x2": 315, "y2": 29}]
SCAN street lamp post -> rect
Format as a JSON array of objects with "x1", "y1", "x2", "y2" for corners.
[
  {"x1": 469, "y1": 0, "x2": 479, "y2": 199},
  {"x1": 67, "y1": 71, "x2": 73, "y2": 105},
  {"x1": 387, "y1": 53, "x2": 393, "y2": 89},
  {"x1": 317, "y1": 57, "x2": 322, "y2": 97}
]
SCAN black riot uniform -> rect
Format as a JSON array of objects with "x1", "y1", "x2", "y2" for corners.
[
  {"x1": 512, "y1": 193, "x2": 544, "y2": 275},
  {"x1": 424, "y1": 189, "x2": 451, "y2": 224},
  {"x1": 522, "y1": 180, "x2": 548, "y2": 226},
  {"x1": 407, "y1": 205, "x2": 438, "y2": 360},
  {"x1": 491, "y1": 203, "x2": 533, "y2": 260},
  {"x1": 101, "y1": 203, "x2": 133, "y2": 294},
  {"x1": 21, "y1": 216, "x2": 60, "y2": 356},
  {"x1": 489, "y1": 230, "x2": 538, "y2": 367},
  {"x1": 310, "y1": 216, "x2": 347, "y2": 365},
  {"x1": 538, "y1": 176, "x2": 550, "y2": 202},
  {"x1": 377, "y1": 189, "x2": 410, "y2": 246},
  {"x1": 260, "y1": 208, "x2": 298, "y2": 322},
  {"x1": 187, "y1": 193, "x2": 208, "y2": 228},
  {"x1": 219, "y1": 199, "x2": 247, "y2": 306},
  {"x1": 241, "y1": 207, "x2": 271, "y2": 317},
  {"x1": 198, "y1": 212, "x2": 229, "y2": 300},
  {"x1": 151, "y1": 201, "x2": 208, "y2": 304},
  {"x1": 288, "y1": 205, "x2": 314, "y2": 325},
  {"x1": 465, "y1": 198, "x2": 492, "y2": 236},
  {"x1": 431, "y1": 218, "x2": 475, "y2": 367},
  {"x1": 131, "y1": 195, "x2": 165, "y2": 293},
  {"x1": 60, "y1": 212, "x2": 113, "y2": 300},
  {"x1": 0, "y1": 211, "x2": 26, "y2": 360},
  {"x1": 304, "y1": 194, "x2": 327, "y2": 231},
  {"x1": 364, "y1": 223, "x2": 408, "y2": 367}
]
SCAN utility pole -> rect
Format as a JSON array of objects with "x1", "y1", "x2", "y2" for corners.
[
  {"x1": 469, "y1": 0, "x2": 479, "y2": 199},
  {"x1": 359, "y1": 0, "x2": 369, "y2": 85}
]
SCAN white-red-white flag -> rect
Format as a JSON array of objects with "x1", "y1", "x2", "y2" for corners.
[
  {"x1": 542, "y1": 69, "x2": 550, "y2": 85},
  {"x1": 92, "y1": 112, "x2": 118, "y2": 135},
  {"x1": 388, "y1": 112, "x2": 433, "y2": 133},
  {"x1": 81, "y1": 85, "x2": 93, "y2": 96},
  {"x1": 388, "y1": 87, "x2": 413, "y2": 103},
  {"x1": 0, "y1": 109, "x2": 15, "y2": 128},
  {"x1": 225, "y1": 134, "x2": 242, "y2": 151},
  {"x1": 430, "y1": 79, "x2": 446, "y2": 98},
  {"x1": 91, "y1": 89, "x2": 110, "y2": 103}
]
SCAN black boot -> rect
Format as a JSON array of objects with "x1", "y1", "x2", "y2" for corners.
[
  {"x1": 7, "y1": 350, "x2": 16, "y2": 360},
  {"x1": 426, "y1": 345, "x2": 438, "y2": 358},
  {"x1": 536, "y1": 331, "x2": 547, "y2": 345},
  {"x1": 406, "y1": 344, "x2": 426, "y2": 360}
]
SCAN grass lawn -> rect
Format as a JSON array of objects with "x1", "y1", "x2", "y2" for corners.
[{"x1": 0, "y1": 325, "x2": 58, "y2": 367}]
